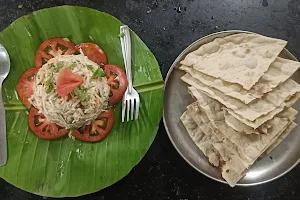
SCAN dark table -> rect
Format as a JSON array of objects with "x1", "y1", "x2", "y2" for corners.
[{"x1": 1, "y1": 0, "x2": 300, "y2": 199}]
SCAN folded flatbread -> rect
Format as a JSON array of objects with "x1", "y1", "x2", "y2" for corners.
[
  {"x1": 180, "y1": 111, "x2": 220, "y2": 167},
  {"x1": 179, "y1": 57, "x2": 300, "y2": 104},
  {"x1": 184, "y1": 104, "x2": 247, "y2": 187},
  {"x1": 187, "y1": 100, "x2": 292, "y2": 168},
  {"x1": 227, "y1": 92, "x2": 300, "y2": 129},
  {"x1": 181, "y1": 73, "x2": 300, "y2": 122},
  {"x1": 187, "y1": 102, "x2": 252, "y2": 167},
  {"x1": 188, "y1": 87, "x2": 297, "y2": 166},
  {"x1": 224, "y1": 107, "x2": 297, "y2": 134},
  {"x1": 180, "y1": 33, "x2": 287, "y2": 89},
  {"x1": 182, "y1": 100, "x2": 297, "y2": 187},
  {"x1": 263, "y1": 122, "x2": 297, "y2": 155}
]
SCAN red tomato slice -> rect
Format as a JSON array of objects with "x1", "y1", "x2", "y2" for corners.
[
  {"x1": 29, "y1": 107, "x2": 69, "y2": 140},
  {"x1": 72, "y1": 109, "x2": 114, "y2": 142},
  {"x1": 35, "y1": 38, "x2": 76, "y2": 68},
  {"x1": 16, "y1": 68, "x2": 38, "y2": 108},
  {"x1": 76, "y1": 43, "x2": 107, "y2": 67},
  {"x1": 104, "y1": 65, "x2": 128, "y2": 105},
  {"x1": 56, "y1": 68, "x2": 83, "y2": 97}
]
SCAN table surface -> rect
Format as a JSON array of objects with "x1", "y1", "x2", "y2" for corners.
[{"x1": 1, "y1": 0, "x2": 300, "y2": 199}]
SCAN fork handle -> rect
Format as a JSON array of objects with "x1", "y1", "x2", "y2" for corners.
[{"x1": 121, "y1": 26, "x2": 132, "y2": 94}]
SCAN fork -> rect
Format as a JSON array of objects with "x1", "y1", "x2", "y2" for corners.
[{"x1": 120, "y1": 25, "x2": 140, "y2": 122}]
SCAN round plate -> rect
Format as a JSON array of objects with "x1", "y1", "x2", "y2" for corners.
[
  {"x1": 0, "y1": 6, "x2": 163, "y2": 197},
  {"x1": 163, "y1": 30, "x2": 300, "y2": 186}
]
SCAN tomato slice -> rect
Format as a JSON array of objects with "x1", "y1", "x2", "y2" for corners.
[
  {"x1": 56, "y1": 68, "x2": 83, "y2": 97},
  {"x1": 104, "y1": 65, "x2": 128, "y2": 105},
  {"x1": 72, "y1": 109, "x2": 114, "y2": 142},
  {"x1": 35, "y1": 38, "x2": 76, "y2": 68},
  {"x1": 76, "y1": 43, "x2": 107, "y2": 67},
  {"x1": 28, "y1": 107, "x2": 69, "y2": 140},
  {"x1": 16, "y1": 68, "x2": 38, "y2": 108}
]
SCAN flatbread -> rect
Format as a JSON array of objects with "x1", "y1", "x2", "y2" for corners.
[
  {"x1": 180, "y1": 111, "x2": 220, "y2": 167},
  {"x1": 187, "y1": 103, "x2": 224, "y2": 141},
  {"x1": 184, "y1": 101, "x2": 297, "y2": 187},
  {"x1": 227, "y1": 92, "x2": 300, "y2": 129},
  {"x1": 187, "y1": 102, "x2": 252, "y2": 167},
  {"x1": 224, "y1": 107, "x2": 298, "y2": 134},
  {"x1": 181, "y1": 73, "x2": 300, "y2": 121},
  {"x1": 180, "y1": 33, "x2": 287, "y2": 89},
  {"x1": 221, "y1": 155, "x2": 247, "y2": 187},
  {"x1": 212, "y1": 142, "x2": 233, "y2": 162},
  {"x1": 189, "y1": 102, "x2": 258, "y2": 167},
  {"x1": 185, "y1": 104, "x2": 247, "y2": 187},
  {"x1": 179, "y1": 57, "x2": 300, "y2": 104},
  {"x1": 263, "y1": 122, "x2": 297, "y2": 155},
  {"x1": 188, "y1": 87, "x2": 297, "y2": 165}
]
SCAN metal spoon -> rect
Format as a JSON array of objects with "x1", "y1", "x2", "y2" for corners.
[{"x1": 0, "y1": 44, "x2": 10, "y2": 166}]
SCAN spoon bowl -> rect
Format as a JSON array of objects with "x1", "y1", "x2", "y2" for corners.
[
  {"x1": 0, "y1": 44, "x2": 10, "y2": 79},
  {"x1": 0, "y1": 44, "x2": 10, "y2": 166}
]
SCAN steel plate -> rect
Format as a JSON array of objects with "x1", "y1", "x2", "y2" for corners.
[{"x1": 163, "y1": 30, "x2": 300, "y2": 186}]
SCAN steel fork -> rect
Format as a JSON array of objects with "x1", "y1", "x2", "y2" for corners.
[{"x1": 120, "y1": 25, "x2": 140, "y2": 122}]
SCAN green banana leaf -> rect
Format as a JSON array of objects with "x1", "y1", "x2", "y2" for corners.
[{"x1": 0, "y1": 6, "x2": 163, "y2": 197}]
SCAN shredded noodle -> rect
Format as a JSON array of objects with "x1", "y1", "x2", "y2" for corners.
[{"x1": 29, "y1": 54, "x2": 110, "y2": 129}]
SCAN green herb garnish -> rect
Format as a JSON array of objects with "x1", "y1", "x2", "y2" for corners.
[
  {"x1": 69, "y1": 63, "x2": 76, "y2": 70},
  {"x1": 53, "y1": 61, "x2": 65, "y2": 72},
  {"x1": 88, "y1": 65, "x2": 106, "y2": 79},
  {"x1": 49, "y1": 63, "x2": 55, "y2": 68},
  {"x1": 99, "y1": 91, "x2": 107, "y2": 98},
  {"x1": 104, "y1": 102, "x2": 112, "y2": 110},
  {"x1": 74, "y1": 88, "x2": 90, "y2": 101},
  {"x1": 92, "y1": 68, "x2": 106, "y2": 79},
  {"x1": 44, "y1": 79, "x2": 53, "y2": 94},
  {"x1": 57, "y1": 61, "x2": 64, "y2": 68},
  {"x1": 87, "y1": 65, "x2": 95, "y2": 72}
]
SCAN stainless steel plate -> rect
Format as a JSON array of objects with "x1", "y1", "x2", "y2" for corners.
[{"x1": 163, "y1": 30, "x2": 300, "y2": 186}]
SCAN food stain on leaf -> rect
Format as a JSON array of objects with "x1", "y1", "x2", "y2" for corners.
[
  {"x1": 67, "y1": 151, "x2": 73, "y2": 162},
  {"x1": 89, "y1": 36, "x2": 94, "y2": 41},
  {"x1": 76, "y1": 148, "x2": 84, "y2": 160},
  {"x1": 57, "y1": 161, "x2": 66, "y2": 178}
]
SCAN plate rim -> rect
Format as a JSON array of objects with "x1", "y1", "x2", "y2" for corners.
[{"x1": 163, "y1": 30, "x2": 299, "y2": 187}]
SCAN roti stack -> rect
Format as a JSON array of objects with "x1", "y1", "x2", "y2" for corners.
[{"x1": 179, "y1": 33, "x2": 300, "y2": 187}]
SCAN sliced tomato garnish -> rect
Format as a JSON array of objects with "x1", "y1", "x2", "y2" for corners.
[
  {"x1": 76, "y1": 43, "x2": 107, "y2": 67},
  {"x1": 29, "y1": 107, "x2": 69, "y2": 140},
  {"x1": 35, "y1": 38, "x2": 76, "y2": 68},
  {"x1": 56, "y1": 68, "x2": 83, "y2": 97},
  {"x1": 16, "y1": 68, "x2": 38, "y2": 108},
  {"x1": 72, "y1": 109, "x2": 114, "y2": 142},
  {"x1": 104, "y1": 65, "x2": 128, "y2": 105}
]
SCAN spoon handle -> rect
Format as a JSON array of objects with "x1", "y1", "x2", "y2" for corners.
[{"x1": 0, "y1": 84, "x2": 7, "y2": 166}]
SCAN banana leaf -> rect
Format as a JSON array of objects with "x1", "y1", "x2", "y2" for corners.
[{"x1": 0, "y1": 6, "x2": 163, "y2": 197}]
